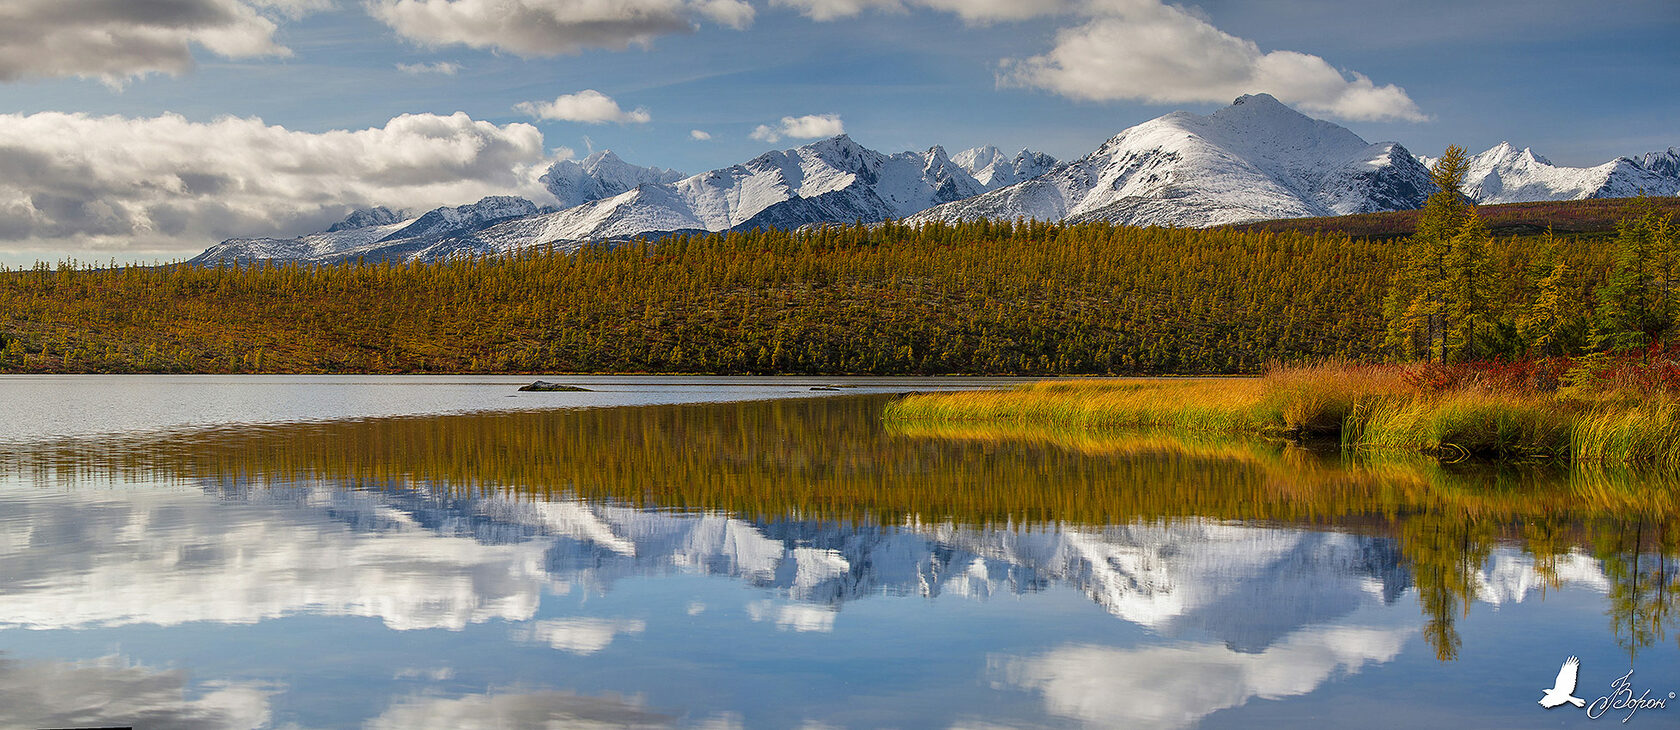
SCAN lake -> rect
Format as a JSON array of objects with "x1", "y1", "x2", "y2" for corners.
[{"x1": 1, "y1": 376, "x2": 1675, "y2": 729}]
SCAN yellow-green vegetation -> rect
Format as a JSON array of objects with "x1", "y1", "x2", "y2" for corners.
[
  {"x1": 0, "y1": 211, "x2": 1638, "y2": 375},
  {"x1": 886, "y1": 359, "x2": 1680, "y2": 465},
  {"x1": 7, "y1": 393, "x2": 1677, "y2": 526}
]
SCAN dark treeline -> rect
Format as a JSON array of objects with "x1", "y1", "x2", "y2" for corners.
[{"x1": 0, "y1": 206, "x2": 1672, "y2": 375}]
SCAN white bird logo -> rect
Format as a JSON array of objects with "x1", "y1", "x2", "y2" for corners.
[{"x1": 1539, "y1": 656, "x2": 1587, "y2": 709}]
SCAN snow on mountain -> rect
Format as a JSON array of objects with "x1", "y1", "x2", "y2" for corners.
[
  {"x1": 188, "y1": 97, "x2": 1676, "y2": 266},
  {"x1": 194, "y1": 137, "x2": 1056, "y2": 264},
  {"x1": 1637, "y1": 147, "x2": 1680, "y2": 179},
  {"x1": 541, "y1": 150, "x2": 685, "y2": 209},
  {"x1": 909, "y1": 93, "x2": 1435, "y2": 228},
  {"x1": 1456, "y1": 141, "x2": 1680, "y2": 204},
  {"x1": 191, "y1": 196, "x2": 540, "y2": 265},
  {"x1": 953, "y1": 145, "x2": 1058, "y2": 188}
]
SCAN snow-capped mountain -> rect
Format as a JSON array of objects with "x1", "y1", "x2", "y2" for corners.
[
  {"x1": 192, "y1": 196, "x2": 542, "y2": 265},
  {"x1": 188, "y1": 93, "x2": 1677, "y2": 265},
  {"x1": 952, "y1": 146, "x2": 1058, "y2": 188},
  {"x1": 1453, "y1": 142, "x2": 1680, "y2": 204},
  {"x1": 193, "y1": 137, "x2": 1057, "y2": 264},
  {"x1": 541, "y1": 150, "x2": 686, "y2": 209},
  {"x1": 908, "y1": 93, "x2": 1434, "y2": 228}
]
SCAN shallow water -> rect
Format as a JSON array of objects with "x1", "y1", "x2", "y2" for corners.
[{"x1": 0, "y1": 379, "x2": 1675, "y2": 729}]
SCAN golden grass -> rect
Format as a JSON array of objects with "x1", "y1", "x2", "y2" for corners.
[{"x1": 886, "y1": 364, "x2": 1680, "y2": 465}]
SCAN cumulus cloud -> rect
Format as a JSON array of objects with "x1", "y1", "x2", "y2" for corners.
[
  {"x1": 750, "y1": 114, "x2": 845, "y2": 143},
  {"x1": 774, "y1": 0, "x2": 1070, "y2": 22},
  {"x1": 0, "y1": 0, "x2": 312, "y2": 85},
  {"x1": 0, "y1": 111, "x2": 557, "y2": 257},
  {"x1": 771, "y1": 0, "x2": 1423, "y2": 121},
  {"x1": 996, "y1": 626, "x2": 1410, "y2": 729},
  {"x1": 998, "y1": 0, "x2": 1426, "y2": 122},
  {"x1": 0, "y1": 654, "x2": 274, "y2": 730},
  {"x1": 396, "y1": 61, "x2": 460, "y2": 75},
  {"x1": 690, "y1": 129, "x2": 713, "y2": 141},
  {"x1": 516, "y1": 90, "x2": 651, "y2": 124},
  {"x1": 366, "y1": 0, "x2": 755, "y2": 56}
]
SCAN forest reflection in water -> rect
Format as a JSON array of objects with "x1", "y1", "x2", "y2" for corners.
[{"x1": 3, "y1": 392, "x2": 1677, "y2": 665}]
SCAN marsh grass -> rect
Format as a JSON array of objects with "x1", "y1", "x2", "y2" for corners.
[{"x1": 887, "y1": 359, "x2": 1680, "y2": 465}]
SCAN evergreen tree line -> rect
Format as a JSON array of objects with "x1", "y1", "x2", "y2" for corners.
[
  {"x1": 1384, "y1": 146, "x2": 1678, "y2": 362},
  {"x1": 0, "y1": 203, "x2": 1671, "y2": 375}
]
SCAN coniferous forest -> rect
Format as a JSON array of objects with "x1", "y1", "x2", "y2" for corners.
[{"x1": 0, "y1": 195, "x2": 1676, "y2": 375}]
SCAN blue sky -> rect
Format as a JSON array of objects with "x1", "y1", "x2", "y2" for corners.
[{"x1": 0, "y1": 0, "x2": 1674, "y2": 264}]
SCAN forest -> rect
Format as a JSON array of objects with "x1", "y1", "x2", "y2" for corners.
[{"x1": 0, "y1": 189, "x2": 1675, "y2": 375}]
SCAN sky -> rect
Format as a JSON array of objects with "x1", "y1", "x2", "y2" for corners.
[{"x1": 0, "y1": 0, "x2": 1675, "y2": 265}]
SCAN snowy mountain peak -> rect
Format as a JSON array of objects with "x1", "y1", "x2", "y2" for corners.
[
  {"x1": 912, "y1": 94, "x2": 1433, "y2": 228},
  {"x1": 799, "y1": 134, "x2": 871, "y2": 169},
  {"x1": 1460, "y1": 142, "x2": 1680, "y2": 204},
  {"x1": 1637, "y1": 147, "x2": 1680, "y2": 178},
  {"x1": 542, "y1": 151, "x2": 685, "y2": 209},
  {"x1": 953, "y1": 145, "x2": 1059, "y2": 188},
  {"x1": 327, "y1": 207, "x2": 404, "y2": 233},
  {"x1": 582, "y1": 149, "x2": 623, "y2": 166}
]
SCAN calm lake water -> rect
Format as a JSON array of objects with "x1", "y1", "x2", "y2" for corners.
[{"x1": 0, "y1": 376, "x2": 1676, "y2": 729}]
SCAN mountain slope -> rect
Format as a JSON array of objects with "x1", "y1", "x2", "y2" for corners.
[
  {"x1": 196, "y1": 137, "x2": 1056, "y2": 264},
  {"x1": 541, "y1": 151, "x2": 686, "y2": 209},
  {"x1": 1457, "y1": 142, "x2": 1680, "y2": 204},
  {"x1": 192, "y1": 197, "x2": 540, "y2": 265},
  {"x1": 910, "y1": 94, "x2": 1434, "y2": 228}
]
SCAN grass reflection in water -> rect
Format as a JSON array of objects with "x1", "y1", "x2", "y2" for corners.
[{"x1": 3, "y1": 393, "x2": 1676, "y2": 661}]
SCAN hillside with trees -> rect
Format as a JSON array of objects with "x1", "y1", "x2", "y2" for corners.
[{"x1": 0, "y1": 194, "x2": 1673, "y2": 375}]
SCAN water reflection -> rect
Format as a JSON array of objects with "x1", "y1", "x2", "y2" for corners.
[{"x1": 1, "y1": 394, "x2": 1677, "y2": 728}]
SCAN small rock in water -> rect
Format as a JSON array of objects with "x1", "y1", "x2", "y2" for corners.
[{"x1": 518, "y1": 381, "x2": 591, "y2": 392}]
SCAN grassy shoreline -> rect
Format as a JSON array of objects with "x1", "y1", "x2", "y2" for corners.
[{"x1": 884, "y1": 360, "x2": 1680, "y2": 465}]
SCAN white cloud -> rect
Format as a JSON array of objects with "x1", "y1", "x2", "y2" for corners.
[
  {"x1": 996, "y1": 626, "x2": 1410, "y2": 730},
  {"x1": 0, "y1": 655, "x2": 274, "y2": 730},
  {"x1": 750, "y1": 114, "x2": 845, "y2": 143},
  {"x1": 516, "y1": 90, "x2": 651, "y2": 124},
  {"x1": 396, "y1": 61, "x2": 460, "y2": 75},
  {"x1": 773, "y1": 0, "x2": 1070, "y2": 22},
  {"x1": 690, "y1": 129, "x2": 713, "y2": 141},
  {"x1": 250, "y1": 0, "x2": 337, "y2": 18},
  {"x1": 512, "y1": 617, "x2": 646, "y2": 654},
  {"x1": 746, "y1": 600, "x2": 837, "y2": 632},
  {"x1": 366, "y1": 0, "x2": 755, "y2": 56},
  {"x1": 771, "y1": 0, "x2": 1423, "y2": 122},
  {"x1": 368, "y1": 689, "x2": 672, "y2": 730},
  {"x1": 0, "y1": 111, "x2": 557, "y2": 257},
  {"x1": 998, "y1": 1, "x2": 1426, "y2": 122},
  {"x1": 0, "y1": 0, "x2": 306, "y2": 85}
]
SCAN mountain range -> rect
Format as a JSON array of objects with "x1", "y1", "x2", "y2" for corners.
[{"x1": 191, "y1": 95, "x2": 1678, "y2": 265}]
